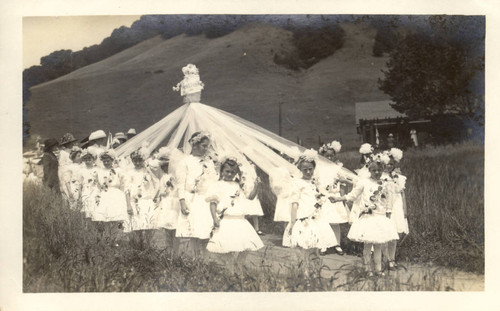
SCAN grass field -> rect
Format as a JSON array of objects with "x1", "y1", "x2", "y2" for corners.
[{"x1": 23, "y1": 142, "x2": 484, "y2": 292}]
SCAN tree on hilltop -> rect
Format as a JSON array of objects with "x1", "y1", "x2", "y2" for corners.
[{"x1": 378, "y1": 16, "x2": 484, "y2": 127}]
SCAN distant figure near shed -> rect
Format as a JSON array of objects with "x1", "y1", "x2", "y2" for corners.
[
  {"x1": 410, "y1": 129, "x2": 418, "y2": 147},
  {"x1": 386, "y1": 133, "x2": 395, "y2": 149}
]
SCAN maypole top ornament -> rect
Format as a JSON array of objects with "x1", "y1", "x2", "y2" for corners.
[{"x1": 173, "y1": 64, "x2": 205, "y2": 104}]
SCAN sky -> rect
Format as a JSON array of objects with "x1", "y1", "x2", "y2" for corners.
[{"x1": 23, "y1": 15, "x2": 141, "y2": 69}]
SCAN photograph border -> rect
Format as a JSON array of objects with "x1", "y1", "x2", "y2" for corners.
[{"x1": 1, "y1": 0, "x2": 498, "y2": 310}]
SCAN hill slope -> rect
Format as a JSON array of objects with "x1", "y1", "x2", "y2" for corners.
[{"x1": 26, "y1": 22, "x2": 390, "y2": 149}]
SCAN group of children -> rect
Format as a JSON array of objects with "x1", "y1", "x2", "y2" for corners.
[
  {"x1": 270, "y1": 140, "x2": 408, "y2": 276},
  {"x1": 28, "y1": 128, "x2": 408, "y2": 276}
]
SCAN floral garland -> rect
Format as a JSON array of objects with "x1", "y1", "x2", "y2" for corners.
[
  {"x1": 209, "y1": 187, "x2": 240, "y2": 238},
  {"x1": 191, "y1": 157, "x2": 213, "y2": 193},
  {"x1": 188, "y1": 131, "x2": 211, "y2": 146},
  {"x1": 359, "y1": 180, "x2": 388, "y2": 217},
  {"x1": 319, "y1": 140, "x2": 342, "y2": 154}
]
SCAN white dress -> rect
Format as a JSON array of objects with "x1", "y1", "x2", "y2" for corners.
[
  {"x1": 270, "y1": 167, "x2": 293, "y2": 222},
  {"x1": 346, "y1": 177, "x2": 399, "y2": 244},
  {"x1": 155, "y1": 173, "x2": 180, "y2": 230},
  {"x1": 317, "y1": 163, "x2": 350, "y2": 224},
  {"x1": 123, "y1": 167, "x2": 158, "y2": 232},
  {"x1": 93, "y1": 167, "x2": 128, "y2": 222},
  {"x1": 206, "y1": 181, "x2": 264, "y2": 253},
  {"x1": 382, "y1": 172, "x2": 409, "y2": 234},
  {"x1": 350, "y1": 166, "x2": 371, "y2": 223},
  {"x1": 244, "y1": 196, "x2": 264, "y2": 217},
  {"x1": 60, "y1": 163, "x2": 83, "y2": 210},
  {"x1": 283, "y1": 178, "x2": 338, "y2": 250},
  {"x1": 175, "y1": 155, "x2": 218, "y2": 239},
  {"x1": 23, "y1": 158, "x2": 41, "y2": 185},
  {"x1": 78, "y1": 166, "x2": 101, "y2": 219},
  {"x1": 58, "y1": 149, "x2": 73, "y2": 198}
]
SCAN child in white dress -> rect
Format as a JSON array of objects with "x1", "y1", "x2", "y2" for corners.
[
  {"x1": 60, "y1": 147, "x2": 83, "y2": 211},
  {"x1": 206, "y1": 157, "x2": 263, "y2": 272},
  {"x1": 123, "y1": 149, "x2": 159, "y2": 243},
  {"x1": 155, "y1": 147, "x2": 180, "y2": 255},
  {"x1": 271, "y1": 167, "x2": 294, "y2": 224},
  {"x1": 382, "y1": 148, "x2": 409, "y2": 270},
  {"x1": 79, "y1": 147, "x2": 101, "y2": 220},
  {"x1": 332, "y1": 158, "x2": 399, "y2": 276},
  {"x1": 318, "y1": 140, "x2": 350, "y2": 255},
  {"x1": 94, "y1": 150, "x2": 128, "y2": 230},
  {"x1": 283, "y1": 150, "x2": 338, "y2": 274},
  {"x1": 175, "y1": 132, "x2": 218, "y2": 258},
  {"x1": 350, "y1": 143, "x2": 374, "y2": 223}
]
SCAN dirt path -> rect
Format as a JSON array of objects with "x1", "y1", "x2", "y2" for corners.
[{"x1": 152, "y1": 231, "x2": 484, "y2": 291}]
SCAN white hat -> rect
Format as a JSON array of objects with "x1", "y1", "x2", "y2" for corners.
[
  {"x1": 115, "y1": 132, "x2": 127, "y2": 140},
  {"x1": 89, "y1": 130, "x2": 106, "y2": 141},
  {"x1": 127, "y1": 128, "x2": 136, "y2": 135}
]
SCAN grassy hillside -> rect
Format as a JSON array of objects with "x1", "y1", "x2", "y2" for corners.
[{"x1": 26, "y1": 22, "x2": 390, "y2": 149}]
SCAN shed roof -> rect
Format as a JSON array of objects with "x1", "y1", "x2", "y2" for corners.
[{"x1": 355, "y1": 100, "x2": 406, "y2": 125}]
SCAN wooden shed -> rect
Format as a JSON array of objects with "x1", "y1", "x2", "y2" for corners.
[{"x1": 355, "y1": 100, "x2": 431, "y2": 149}]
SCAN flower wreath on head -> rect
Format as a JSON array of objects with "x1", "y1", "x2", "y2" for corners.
[
  {"x1": 218, "y1": 154, "x2": 244, "y2": 183},
  {"x1": 80, "y1": 146, "x2": 99, "y2": 160},
  {"x1": 156, "y1": 146, "x2": 172, "y2": 160},
  {"x1": 130, "y1": 141, "x2": 152, "y2": 161},
  {"x1": 130, "y1": 149, "x2": 145, "y2": 161},
  {"x1": 319, "y1": 140, "x2": 342, "y2": 154},
  {"x1": 295, "y1": 148, "x2": 318, "y2": 166},
  {"x1": 219, "y1": 155, "x2": 242, "y2": 168},
  {"x1": 99, "y1": 149, "x2": 117, "y2": 161},
  {"x1": 188, "y1": 131, "x2": 211, "y2": 146},
  {"x1": 371, "y1": 152, "x2": 391, "y2": 165},
  {"x1": 359, "y1": 143, "x2": 374, "y2": 155},
  {"x1": 389, "y1": 148, "x2": 403, "y2": 162}
]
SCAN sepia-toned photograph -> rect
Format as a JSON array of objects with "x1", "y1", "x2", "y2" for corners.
[
  {"x1": 3, "y1": 0, "x2": 499, "y2": 309},
  {"x1": 20, "y1": 13, "x2": 485, "y2": 294}
]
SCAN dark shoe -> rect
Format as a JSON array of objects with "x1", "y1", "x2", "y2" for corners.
[
  {"x1": 319, "y1": 250, "x2": 327, "y2": 256},
  {"x1": 333, "y1": 246, "x2": 344, "y2": 256}
]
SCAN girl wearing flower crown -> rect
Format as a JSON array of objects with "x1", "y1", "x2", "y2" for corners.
[
  {"x1": 283, "y1": 150, "x2": 338, "y2": 274},
  {"x1": 175, "y1": 132, "x2": 218, "y2": 258},
  {"x1": 123, "y1": 148, "x2": 159, "y2": 248},
  {"x1": 381, "y1": 148, "x2": 408, "y2": 270},
  {"x1": 349, "y1": 143, "x2": 375, "y2": 224},
  {"x1": 331, "y1": 156, "x2": 399, "y2": 276},
  {"x1": 154, "y1": 147, "x2": 181, "y2": 255},
  {"x1": 206, "y1": 157, "x2": 263, "y2": 271},
  {"x1": 93, "y1": 150, "x2": 128, "y2": 232},
  {"x1": 78, "y1": 147, "x2": 101, "y2": 220},
  {"x1": 318, "y1": 140, "x2": 350, "y2": 255}
]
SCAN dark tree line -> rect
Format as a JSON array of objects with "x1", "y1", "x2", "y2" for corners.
[{"x1": 375, "y1": 15, "x2": 484, "y2": 140}]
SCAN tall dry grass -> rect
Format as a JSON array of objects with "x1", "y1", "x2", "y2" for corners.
[
  {"x1": 23, "y1": 184, "x2": 460, "y2": 292},
  {"x1": 23, "y1": 142, "x2": 483, "y2": 292}
]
